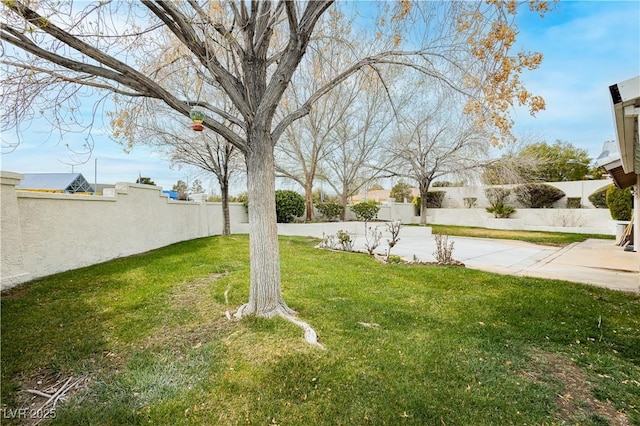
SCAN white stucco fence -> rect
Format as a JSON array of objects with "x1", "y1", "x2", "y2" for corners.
[
  {"x1": 0, "y1": 171, "x2": 618, "y2": 290},
  {"x1": 0, "y1": 172, "x2": 248, "y2": 290}
]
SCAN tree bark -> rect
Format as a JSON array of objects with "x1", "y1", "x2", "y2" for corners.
[
  {"x1": 337, "y1": 193, "x2": 346, "y2": 221},
  {"x1": 304, "y1": 179, "x2": 314, "y2": 221},
  {"x1": 419, "y1": 181, "x2": 430, "y2": 225},
  {"x1": 238, "y1": 127, "x2": 293, "y2": 317},
  {"x1": 220, "y1": 178, "x2": 231, "y2": 236}
]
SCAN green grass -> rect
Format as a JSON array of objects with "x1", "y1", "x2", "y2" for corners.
[
  {"x1": 429, "y1": 224, "x2": 616, "y2": 246},
  {"x1": 2, "y1": 235, "x2": 639, "y2": 425}
]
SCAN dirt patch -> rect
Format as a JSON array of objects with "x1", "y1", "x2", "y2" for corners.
[
  {"x1": 140, "y1": 273, "x2": 233, "y2": 350},
  {"x1": 523, "y1": 350, "x2": 630, "y2": 425},
  {"x1": 6, "y1": 369, "x2": 90, "y2": 425},
  {"x1": 1, "y1": 285, "x2": 30, "y2": 300}
]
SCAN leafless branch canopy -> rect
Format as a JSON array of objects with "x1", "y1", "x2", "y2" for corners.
[{"x1": 2, "y1": 0, "x2": 547, "y2": 154}]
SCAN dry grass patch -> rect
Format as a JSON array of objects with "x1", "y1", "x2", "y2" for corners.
[
  {"x1": 523, "y1": 350, "x2": 631, "y2": 425},
  {"x1": 141, "y1": 273, "x2": 233, "y2": 351}
]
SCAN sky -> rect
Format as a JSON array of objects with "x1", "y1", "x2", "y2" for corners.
[{"x1": 1, "y1": 0, "x2": 639, "y2": 194}]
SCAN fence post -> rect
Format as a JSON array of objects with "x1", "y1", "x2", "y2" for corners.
[{"x1": 1, "y1": 172, "x2": 30, "y2": 290}]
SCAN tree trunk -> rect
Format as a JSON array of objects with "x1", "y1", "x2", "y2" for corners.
[
  {"x1": 220, "y1": 178, "x2": 231, "y2": 236},
  {"x1": 304, "y1": 179, "x2": 314, "y2": 221},
  {"x1": 239, "y1": 131, "x2": 293, "y2": 318},
  {"x1": 340, "y1": 193, "x2": 349, "y2": 221},
  {"x1": 420, "y1": 182, "x2": 430, "y2": 225}
]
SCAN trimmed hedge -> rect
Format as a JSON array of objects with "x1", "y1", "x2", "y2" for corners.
[
  {"x1": 588, "y1": 185, "x2": 610, "y2": 209},
  {"x1": 514, "y1": 183, "x2": 565, "y2": 208},
  {"x1": 275, "y1": 190, "x2": 305, "y2": 223},
  {"x1": 606, "y1": 185, "x2": 632, "y2": 220},
  {"x1": 316, "y1": 201, "x2": 344, "y2": 221},
  {"x1": 566, "y1": 197, "x2": 582, "y2": 209},
  {"x1": 351, "y1": 200, "x2": 380, "y2": 221}
]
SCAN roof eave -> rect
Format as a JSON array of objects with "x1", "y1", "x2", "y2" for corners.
[{"x1": 610, "y1": 76, "x2": 640, "y2": 174}]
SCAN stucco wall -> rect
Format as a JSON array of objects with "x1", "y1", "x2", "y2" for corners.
[
  {"x1": 1, "y1": 172, "x2": 248, "y2": 290},
  {"x1": 343, "y1": 200, "x2": 616, "y2": 235},
  {"x1": 0, "y1": 172, "x2": 617, "y2": 290}
]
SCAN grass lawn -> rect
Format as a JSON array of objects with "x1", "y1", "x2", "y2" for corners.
[
  {"x1": 1, "y1": 235, "x2": 639, "y2": 425},
  {"x1": 429, "y1": 224, "x2": 616, "y2": 246}
]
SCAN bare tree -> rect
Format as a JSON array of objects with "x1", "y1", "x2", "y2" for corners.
[
  {"x1": 320, "y1": 74, "x2": 398, "y2": 219},
  {"x1": 274, "y1": 15, "x2": 361, "y2": 220},
  {"x1": 1, "y1": 0, "x2": 552, "y2": 341},
  {"x1": 111, "y1": 97, "x2": 243, "y2": 235},
  {"x1": 389, "y1": 89, "x2": 489, "y2": 225}
]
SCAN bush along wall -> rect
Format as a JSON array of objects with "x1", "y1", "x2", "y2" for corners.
[
  {"x1": 588, "y1": 185, "x2": 611, "y2": 209},
  {"x1": 566, "y1": 197, "x2": 582, "y2": 209},
  {"x1": 484, "y1": 187, "x2": 516, "y2": 218},
  {"x1": 316, "y1": 201, "x2": 344, "y2": 221},
  {"x1": 606, "y1": 185, "x2": 632, "y2": 221},
  {"x1": 350, "y1": 200, "x2": 380, "y2": 221},
  {"x1": 514, "y1": 183, "x2": 565, "y2": 208},
  {"x1": 275, "y1": 190, "x2": 305, "y2": 223}
]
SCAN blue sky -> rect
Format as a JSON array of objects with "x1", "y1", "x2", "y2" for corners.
[
  {"x1": 1, "y1": 0, "x2": 639, "y2": 193},
  {"x1": 510, "y1": 0, "x2": 639, "y2": 154}
]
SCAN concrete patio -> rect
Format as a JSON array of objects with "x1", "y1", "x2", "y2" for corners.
[{"x1": 264, "y1": 222, "x2": 640, "y2": 293}]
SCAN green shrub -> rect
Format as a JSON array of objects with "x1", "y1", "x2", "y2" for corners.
[
  {"x1": 588, "y1": 185, "x2": 610, "y2": 208},
  {"x1": 514, "y1": 183, "x2": 565, "y2": 208},
  {"x1": 316, "y1": 201, "x2": 344, "y2": 221},
  {"x1": 351, "y1": 200, "x2": 380, "y2": 221},
  {"x1": 463, "y1": 197, "x2": 477, "y2": 208},
  {"x1": 566, "y1": 197, "x2": 582, "y2": 209},
  {"x1": 275, "y1": 190, "x2": 305, "y2": 223},
  {"x1": 336, "y1": 229, "x2": 354, "y2": 251},
  {"x1": 485, "y1": 187, "x2": 516, "y2": 218},
  {"x1": 485, "y1": 187, "x2": 511, "y2": 206},
  {"x1": 486, "y1": 204, "x2": 516, "y2": 218},
  {"x1": 606, "y1": 185, "x2": 632, "y2": 220}
]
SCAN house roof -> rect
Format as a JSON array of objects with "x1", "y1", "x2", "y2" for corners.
[
  {"x1": 609, "y1": 76, "x2": 640, "y2": 174},
  {"x1": 600, "y1": 159, "x2": 637, "y2": 189},
  {"x1": 17, "y1": 173, "x2": 94, "y2": 193}
]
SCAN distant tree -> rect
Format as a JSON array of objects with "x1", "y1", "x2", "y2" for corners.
[
  {"x1": 319, "y1": 69, "x2": 397, "y2": 221},
  {"x1": 387, "y1": 90, "x2": 489, "y2": 225},
  {"x1": 486, "y1": 140, "x2": 592, "y2": 184},
  {"x1": 172, "y1": 180, "x2": 188, "y2": 200},
  {"x1": 275, "y1": 10, "x2": 361, "y2": 221},
  {"x1": 190, "y1": 179, "x2": 204, "y2": 194},
  {"x1": 389, "y1": 181, "x2": 413, "y2": 203},
  {"x1": 136, "y1": 176, "x2": 156, "y2": 186}
]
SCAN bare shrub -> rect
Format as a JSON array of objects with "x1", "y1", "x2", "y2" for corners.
[
  {"x1": 433, "y1": 235, "x2": 456, "y2": 264},
  {"x1": 385, "y1": 221, "x2": 402, "y2": 260},
  {"x1": 319, "y1": 232, "x2": 338, "y2": 249},
  {"x1": 337, "y1": 230, "x2": 355, "y2": 252},
  {"x1": 364, "y1": 225, "x2": 383, "y2": 255}
]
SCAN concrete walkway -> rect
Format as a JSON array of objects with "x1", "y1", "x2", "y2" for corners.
[{"x1": 349, "y1": 234, "x2": 639, "y2": 294}]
